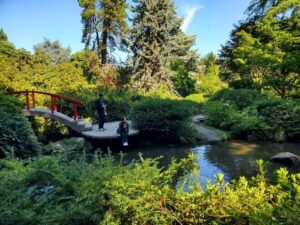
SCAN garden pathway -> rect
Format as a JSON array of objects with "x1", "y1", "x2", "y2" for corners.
[{"x1": 81, "y1": 121, "x2": 139, "y2": 139}]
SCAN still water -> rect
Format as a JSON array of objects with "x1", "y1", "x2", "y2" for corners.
[{"x1": 107, "y1": 140, "x2": 300, "y2": 185}]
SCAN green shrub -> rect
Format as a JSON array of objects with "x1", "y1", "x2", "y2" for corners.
[
  {"x1": 185, "y1": 93, "x2": 206, "y2": 103},
  {"x1": 205, "y1": 89, "x2": 300, "y2": 141},
  {"x1": 257, "y1": 99, "x2": 300, "y2": 140},
  {"x1": 209, "y1": 88, "x2": 264, "y2": 110},
  {"x1": 0, "y1": 93, "x2": 41, "y2": 158},
  {"x1": 61, "y1": 87, "x2": 135, "y2": 122},
  {"x1": 130, "y1": 98, "x2": 197, "y2": 142},
  {"x1": 231, "y1": 107, "x2": 269, "y2": 138},
  {"x1": 104, "y1": 88, "x2": 135, "y2": 121},
  {"x1": 0, "y1": 154, "x2": 299, "y2": 225},
  {"x1": 137, "y1": 84, "x2": 180, "y2": 100},
  {"x1": 203, "y1": 100, "x2": 238, "y2": 130}
]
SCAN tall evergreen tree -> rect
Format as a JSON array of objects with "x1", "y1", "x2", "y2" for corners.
[
  {"x1": 131, "y1": 0, "x2": 195, "y2": 91},
  {"x1": 78, "y1": 0, "x2": 128, "y2": 65},
  {"x1": 247, "y1": 0, "x2": 279, "y2": 18}
]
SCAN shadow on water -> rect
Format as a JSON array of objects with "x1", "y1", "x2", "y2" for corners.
[
  {"x1": 86, "y1": 135, "x2": 191, "y2": 167},
  {"x1": 86, "y1": 137, "x2": 300, "y2": 186}
]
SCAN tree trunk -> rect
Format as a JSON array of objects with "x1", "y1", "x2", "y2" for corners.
[
  {"x1": 101, "y1": 19, "x2": 109, "y2": 65},
  {"x1": 95, "y1": 31, "x2": 101, "y2": 59}
]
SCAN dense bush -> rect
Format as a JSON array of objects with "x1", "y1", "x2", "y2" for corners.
[
  {"x1": 257, "y1": 99, "x2": 300, "y2": 140},
  {"x1": 204, "y1": 89, "x2": 300, "y2": 141},
  {"x1": 137, "y1": 84, "x2": 180, "y2": 100},
  {"x1": 130, "y1": 98, "x2": 201, "y2": 142},
  {"x1": 61, "y1": 87, "x2": 135, "y2": 122},
  {"x1": 0, "y1": 93, "x2": 41, "y2": 158},
  {"x1": 203, "y1": 100, "x2": 237, "y2": 130},
  {"x1": 208, "y1": 88, "x2": 264, "y2": 110},
  {"x1": 0, "y1": 154, "x2": 299, "y2": 225},
  {"x1": 184, "y1": 93, "x2": 206, "y2": 103}
]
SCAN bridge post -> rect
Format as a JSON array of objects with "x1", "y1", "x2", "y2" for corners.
[
  {"x1": 73, "y1": 103, "x2": 78, "y2": 121},
  {"x1": 51, "y1": 96, "x2": 57, "y2": 113},
  {"x1": 25, "y1": 90, "x2": 30, "y2": 110},
  {"x1": 31, "y1": 90, "x2": 35, "y2": 108}
]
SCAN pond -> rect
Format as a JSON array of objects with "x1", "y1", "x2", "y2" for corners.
[{"x1": 103, "y1": 140, "x2": 300, "y2": 186}]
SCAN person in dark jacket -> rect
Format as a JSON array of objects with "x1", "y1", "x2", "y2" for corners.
[
  {"x1": 95, "y1": 93, "x2": 106, "y2": 131},
  {"x1": 118, "y1": 117, "x2": 129, "y2": 146}
]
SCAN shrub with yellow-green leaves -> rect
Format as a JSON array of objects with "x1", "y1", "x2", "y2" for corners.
[{"x1": 0, "y1": 153, "x2": 299, "y2": 225}]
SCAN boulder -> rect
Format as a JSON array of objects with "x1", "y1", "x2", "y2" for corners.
[
  {"x1": 75, "y1": 137, "x2": 86, "y2": 146},
  {"x1": 271, "y1": 152, "x2": 300, "y2": 165}
]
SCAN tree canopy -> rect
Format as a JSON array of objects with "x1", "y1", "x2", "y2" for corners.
[
  {"x1": 33, "y1": 38, "x2": 71, "y2": 64},
  {"x1": 78, "y1": 0, "x2": 128, "y2": 64},
  {"x1": 219, "y1": 0, "x2": 300, "y2": 97}
]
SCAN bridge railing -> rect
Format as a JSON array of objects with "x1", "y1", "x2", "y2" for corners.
[{"x1": 11, "y1": 90, "x2": 83, "y2": 121}]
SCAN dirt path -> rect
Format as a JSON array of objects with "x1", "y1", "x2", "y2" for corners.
[
  {"x1": 194, "y1": 125, "x2": 221, "y2": 143},
  {"x1": 191, "y1": 114, "x2": 221, "y2": 143}
]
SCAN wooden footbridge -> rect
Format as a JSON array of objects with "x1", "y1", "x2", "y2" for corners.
[{"x1": 11, "y1": 90, "x2": 139, "y2": 139}]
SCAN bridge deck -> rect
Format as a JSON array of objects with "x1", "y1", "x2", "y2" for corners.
[
  {"x1": 81, "y1": 121, "x2": 139, "y2": 139},
  {"x1": 24, "y1": 108, "x2": 139, "y2": 139}
]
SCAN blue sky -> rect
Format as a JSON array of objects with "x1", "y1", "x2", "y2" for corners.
[{"x1": 0, "y1": 0, "x2": 249, "y2": 57}]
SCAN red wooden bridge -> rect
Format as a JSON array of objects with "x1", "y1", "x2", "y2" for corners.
[
  {"x1": 12, "y1": 90, "x2": 82, "y2": 121},
  {"x1": 11, "y1": 90, "x2": 139, "y2": 139}
]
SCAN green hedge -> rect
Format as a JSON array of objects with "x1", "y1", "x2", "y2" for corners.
[
  {"x1": 208, "y1": 88, "x2": 265, "y2": 110},
  {"x1": 0, "y1": 154, "x2": 299, "y2": 225},
  {"x1": 204, "y1": 89, "x2": 300, "y2": 141},
  {"x1": 129, "y1": 98, "x2": 200, "y2": 142},
  {"x1": 0, "y1": 93, "x2": 41, "y2": 158},
  {"x1": 184, "y1": 93, "x2": 206, "y2": 103},
  {"x1": 61, "y1": 87, "x2": 135, "y2": 122}
]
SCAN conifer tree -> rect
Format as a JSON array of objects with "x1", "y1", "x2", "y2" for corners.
[
  {"x1": 33, "y1": 38, "x2": 71, "y2": 64},
  {"x1": 78, "y1": 0, "x2": 128, "y2": 65},
  {"x1": 131, "y1": 0, "x2": 196, "y2": 91}
]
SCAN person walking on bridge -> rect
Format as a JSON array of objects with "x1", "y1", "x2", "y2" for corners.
[{"x1": 95, "y1": 93, "x2": 106, "y2": 131}]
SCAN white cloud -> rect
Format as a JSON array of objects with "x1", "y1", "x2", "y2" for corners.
[{"x1": 180, "y1": 5, "x2": 202, "y2": 32}]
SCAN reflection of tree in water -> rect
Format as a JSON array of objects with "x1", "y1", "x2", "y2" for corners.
[{"x1": 204, "y1": 141, "x2": 300, "y2": 180}]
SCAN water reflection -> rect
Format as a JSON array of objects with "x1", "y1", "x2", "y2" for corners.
[
  {"x1": 202, "y1": 141, "x2": 300, "y2": 181},
  {"x1": 96, "y1": 140, "x2": 300, "y2": 183}
]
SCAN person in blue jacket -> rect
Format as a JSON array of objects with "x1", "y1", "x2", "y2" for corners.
[{"x1": 95, "y1": 93, "x2": 106, "y2": 131}]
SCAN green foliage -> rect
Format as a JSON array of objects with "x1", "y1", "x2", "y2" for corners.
[
  {"x1": 78, "y1": 0, "x2": 128, "y2": 64},
  {"x1": 30, "y1": 117, "x2": 70, "y2": 144},
  {"x1": 257, "y1": 98, "x2": 300, "y2": 140},
  {"x1": 33, "y1": 38, "x2": 71, "y2": 64},
  {"x1": 170, "y1": 58, "x2": 196, "y2": 97},
  {"x1": 0, "y1": 93, "x2": 41, "y2": 158},
  {"x1": 185, "y1": 93, "x2": 206, "y2": 103},
  {"x1": 0, "y1": 154, "x2": 300, "y2": 225},
  {"x1": 0, "y1": 46, "x2": 92, "y2": 105},
  {"x1": 233, "y1": 0, "x2": 300, "y2": 97},
  {"x1": 137, "y1": 84, "x2": 180, "y2": 100},
  {"x1": 131, "y1": 0, "x2": 196, "y2": 92},
  {"x1": 204, "y1": 100, "x2": 238, "y2": 130},
  {"x1": 205, "y1": 88, "x2": 300, "y2": 141},
  {"x1": 196, "y1": 52, "x2": 228, "y2": 96},
  {"x1": 62, "y1": 87, "x2": 135, "y2": 122},
  {"x1": 0, "y1": 29, "x2": 16, "y2": 57},
  {"x1": 209, "y1": 88, "x2": 265, "y2": 110},
  {"x1": 70, "y1": 49, "x2": 101, "y2": 82},
  {"x1": 103, "y1": 88, "x2": 135, "y2": 121},
  {"x1": 130, "y1": 97, "x2": 199, "y2": 142}
]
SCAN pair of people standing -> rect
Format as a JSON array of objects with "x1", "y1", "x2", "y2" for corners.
[{"x1": 95, "y1": 93, "x2": 129, "y2": 146}]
